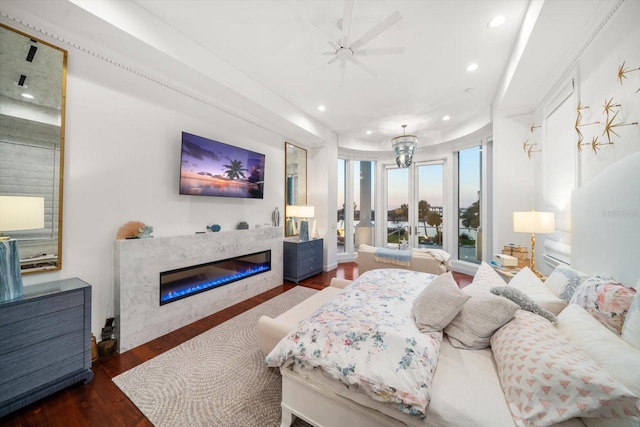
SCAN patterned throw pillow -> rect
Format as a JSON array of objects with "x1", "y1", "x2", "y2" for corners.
[
  {"x1": 622, "y1": 290, "x2": 640, "y2": 350},
  {"x1": 491, "y1": 310, "x2": 640, "y2": 426},
  {"x1": 570, "y1": 276, "x2": 636, "y2": 335},
  {"x1": 490, "y1": 286, "x2": 557, "y2": 323},
  {"x1": 545, "y1": 265, "x2": 589, "y2": 302}
]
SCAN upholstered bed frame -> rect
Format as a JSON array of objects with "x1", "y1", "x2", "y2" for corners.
[{"x1": 273, "y1": 152, "x2": 640, "y2": 427}]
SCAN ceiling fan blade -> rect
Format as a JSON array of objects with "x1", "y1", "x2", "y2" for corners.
[
  {"x1": 350, "y1": 10, "x2": 402, "y2": 51},
  {"x1": 327, "y1": 40, "x2": 340, "y2": 51},
  {"x1": 353, "y1": 46, "x2": 405, "y2": 56},
  {"x1": 350, "y1": 56, "x2": 377, "y2": 77},
  {"x1": 327, "y1": 56, "x2": 339, "y2": 65},
  {"x1": 341, "y1": 0, "x2": 354, "y2": 47}
]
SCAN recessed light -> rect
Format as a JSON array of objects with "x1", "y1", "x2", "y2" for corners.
[
  {"x1": 466, "y1": 63, "x2": 478, "y2": 72},
  {"x1": 21, "y1": 93, "x2": 34, "y2": 99},
  {"x1": 366, "y1": 130, "x2": 372, "y2": 135},
  {"x1": 443, "y1": 115, "x2": 450, "y2": 121},
  {"x1": 317, "y1": 105, "x2": 326, "y2": 111},
  {"x1": 488, "y1": 15, "x2": 505, "y2": 28}
]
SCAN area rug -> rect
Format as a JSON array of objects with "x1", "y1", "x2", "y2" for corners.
[{"x1": 113, "y1": 287, "x2": 317, "y2": 427}]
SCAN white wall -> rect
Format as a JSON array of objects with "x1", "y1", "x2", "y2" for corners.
[
  {"x1": 3, "y1": 10, "x2": 296, "y2": 338},
  {"x1": 493, "y1": 0, "x2": 640, "y2": 275}
]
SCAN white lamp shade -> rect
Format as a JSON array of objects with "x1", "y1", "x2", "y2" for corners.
[
  {"x1": 513, "y1": 211, "x2": 555, "y2": 234},
  {"x1": 286, "y1": 205, "x2": 314, "y2": 219},
  {"x1": 0, "y1": 196, "x2": 45, "y2": 232}
]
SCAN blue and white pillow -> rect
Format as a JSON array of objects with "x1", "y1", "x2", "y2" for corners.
[{"x1": 545, "y1": 265, "x2": 589, "y2": 303}]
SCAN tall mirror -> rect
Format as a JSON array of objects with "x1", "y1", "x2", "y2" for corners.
[
  {"x1": 0, "y1": 23, "x2": 67, "y2": 274},
  {"x1": 284, "y1": 142, "x2": 307, "y2": 237}
]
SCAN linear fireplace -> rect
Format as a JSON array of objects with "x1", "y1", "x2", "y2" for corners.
[{"x1": 159, "y1": 250, "x2": 271, "y2": 305}]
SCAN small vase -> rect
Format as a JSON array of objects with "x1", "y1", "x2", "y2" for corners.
[{"x1": 272, "y1": 207, "x2": 280, "y2": 226}]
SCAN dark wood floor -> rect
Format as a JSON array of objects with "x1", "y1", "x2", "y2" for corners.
[{"x1": 0, "y1": 263, "x2": 472, "y2": 427}]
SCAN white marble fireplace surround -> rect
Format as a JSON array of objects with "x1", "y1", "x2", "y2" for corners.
[{"x1": 114, "y1": 227, "x2": 283, "y2": 352}]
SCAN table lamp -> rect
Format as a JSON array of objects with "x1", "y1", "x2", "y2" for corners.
[
  {"x1": 0, "y1": 196, "x2": 45, "y2": 301},
  {"x1": 286, "y1": 205, "x2": 315, "y2": 242},
  {"x1": 513, "y1": 210, "x2": 555, "y2": 276}
]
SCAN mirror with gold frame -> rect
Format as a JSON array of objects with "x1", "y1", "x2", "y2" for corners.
[
  {"x1": 0, "y1": 23, "x2": 67, "y2": 274},
  {"x1": 284, "y1": 142, "x2": 307, "y2": 237}
]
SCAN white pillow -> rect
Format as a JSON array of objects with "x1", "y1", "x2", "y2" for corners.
[
  {"x1": 557, "y1": 304, "x2": 640, "y2": 427},
  {"x1": 444, "y1": 286, "x2": 518, "y2": 349},
  {"x1": 412, "y1": 272, "x2": 470, "y2": 332},
  {"x1": 508, "y1": 267, "x2": 567, "y2": 315},
  {"x1": 621, "y1": 290, "x2": 640, "y2": 350},
  {"x1": 469, "y1": 261, "x2": 506, "y2": 290}
]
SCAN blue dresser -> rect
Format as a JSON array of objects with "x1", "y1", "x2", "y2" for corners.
[
  {"x1": 0, "y1": 278, "x2": 93, "y2": 416},
  {"x1": 283, "y1": 238, "x2": 323, "y2": 284}
]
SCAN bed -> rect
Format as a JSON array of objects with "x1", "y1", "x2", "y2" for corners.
[{"x1": 266, "y1": 152, "x2": 640, "y2": 427}]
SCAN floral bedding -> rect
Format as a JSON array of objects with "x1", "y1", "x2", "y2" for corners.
[{"x1": 265, "y1": 269, "x2": 442, "y2": 418}]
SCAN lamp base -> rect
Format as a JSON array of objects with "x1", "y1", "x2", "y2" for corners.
[
  {"x1": 529, "y1": 233, "x2": 541, "y2": 277},
  {"x1": 299, "y1": 220, "x2": 309, "y2": 242},
  {"x1": 1, "y1": 240, "x2": 24, "y2": 302}
]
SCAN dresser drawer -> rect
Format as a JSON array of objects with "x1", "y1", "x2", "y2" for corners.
[
  {"x1": 0, "y1": 331, "x2": 85, "y2": 388},
  {"x1": 0, "y1": 353, "x2": 85, "y2": 400},
  {"x1": 0, "y1": 306, "x2": 84, "y2": 356},
  {"x1": 0, "y1": 291, "x2": 84, "y2": 326}
]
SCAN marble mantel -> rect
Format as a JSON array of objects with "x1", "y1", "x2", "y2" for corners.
[{"x1": 114, "y1": 227, "x2": 283, "y2": 352}]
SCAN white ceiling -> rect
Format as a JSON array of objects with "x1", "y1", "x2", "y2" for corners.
[
  {"x1": 3, "y1": 0, "x2": 617, "y2": 152},
  {"x1": 131, "y1": 0, "x2": 530, "y2": 151}
]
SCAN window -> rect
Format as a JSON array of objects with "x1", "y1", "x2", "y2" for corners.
[{"x1": 458, "y1": 146, "x2": 482, "y2": 264}]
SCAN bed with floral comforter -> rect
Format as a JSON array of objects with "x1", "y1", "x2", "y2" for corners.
[{"x1": 265, "y1": 269, "x2": 441, "y2": 418}]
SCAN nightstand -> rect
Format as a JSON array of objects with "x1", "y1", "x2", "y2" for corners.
[{"x1": 283, "y1": 238, "x2": 323, "y2": 284}]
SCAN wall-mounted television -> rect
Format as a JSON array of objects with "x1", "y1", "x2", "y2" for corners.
[{"x1": 180, "y1": 131, "x2": 265, "y2": 199}]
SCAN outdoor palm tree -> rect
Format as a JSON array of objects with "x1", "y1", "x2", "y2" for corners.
[{"x1": 222, "y1": 158, "x2": 248, "y2": 180}]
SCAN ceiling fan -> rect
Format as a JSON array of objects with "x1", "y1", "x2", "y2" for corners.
[{"x1": 322, "y1": 0, "x2": 403, "y2": 85}]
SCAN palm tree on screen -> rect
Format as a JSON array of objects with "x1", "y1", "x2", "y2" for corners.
[{"x1": 222, "y1": 159, "x2": 248, "y2": 180}]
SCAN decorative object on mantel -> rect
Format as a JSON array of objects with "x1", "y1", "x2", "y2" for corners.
[
  {"x1": 138, "y1": 225, "x2": 154, "y2": 238},
  {"x1": 272, "y1": 207, "x2": 280, "y2": 227},
  {"x1": 0, "y1": 196, "x2": 45, "y2": 302},
  {"x1": 116, "y1": 221, "x2": 146, "y2": 239},
  {"x1": 617, "y1": 61, "x2": 640, "y2": 93},
  {"x1": 521, "y1": 123, "x2": 542, "y2": 159},
  {"x1": 237, "y1": 221, "x2": 249, "y2": 230},
  {"x1": 207, "y1": 224, "x2": 221, "y2": 232}
]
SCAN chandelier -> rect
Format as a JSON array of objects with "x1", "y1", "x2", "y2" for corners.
[{"x1": 391, "y1": 124, "x2": 418, "y2": 168}]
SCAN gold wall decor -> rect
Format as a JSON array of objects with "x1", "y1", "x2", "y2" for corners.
[
  {"x1": 575, "y1": 103, "x2": 600, "y2": 151},
  {"x1": 522, "y1": 123, "x2": 542, "y2": 159},
  {"x1": 617, "y1": 61, "x2": 640, "y2": 93},
  {"x1": 601, "y1": 97, "x2": 638, "y2": 144}
]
